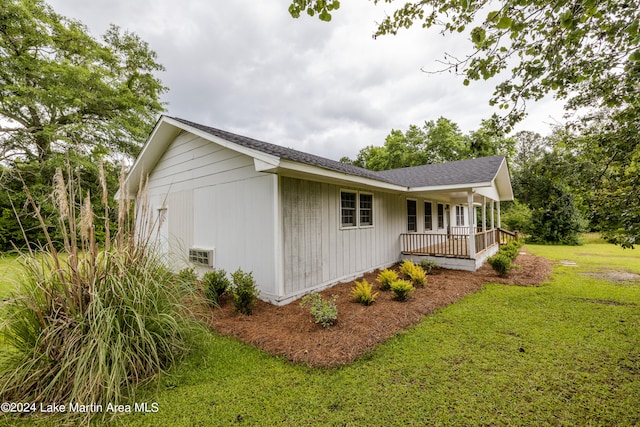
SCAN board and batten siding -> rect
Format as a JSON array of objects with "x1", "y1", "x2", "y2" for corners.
[
  {"x1": 280, "y1": 176, "x2": 405, "y2": 298},
  {"x1": 144, "y1": 131, "x2": 279, "y2": 297}
]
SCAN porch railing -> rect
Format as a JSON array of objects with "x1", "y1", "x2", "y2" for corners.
[
  {"x1": 401, "y1": 232, "x2": 471, "y2": 258},
  {"x1": 401, "y1": 229, "x2": 502, "y2": 259}
]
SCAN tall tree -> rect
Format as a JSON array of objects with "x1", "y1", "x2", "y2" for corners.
[
  {"x1": 343, "y1": 117, "x2": 512, "y2": 170},
  {"x1": 0, "y1": 0, "x2": 166, "y2": 161},
  {"x1": 464, "y1": 115, "x2": 516, "y2": 159},
  {"x1": 568, "y1": 109, "x2": 640, "y2": 248}
]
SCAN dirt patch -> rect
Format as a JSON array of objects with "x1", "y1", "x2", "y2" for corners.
[
  {"x1": 573, "y1": 297, "x2": 636, "y2": 306},
  {"x1": 208, "y1": 249, "x2": 552, "y2": 368},
  {"x1": 581, "y1": 271, "x2": 640, "y2": 284}
]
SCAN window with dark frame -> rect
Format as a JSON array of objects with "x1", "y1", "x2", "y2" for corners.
[
  {"x1": 359, "y1": 193, "x2": 373, "y2": 226},
  {"x1": 340, "y1": 191, "x2": 357, "y2": 227},
  {"x1": 424, "y1": 201, "x2": 433, "y2": 231},
  {"x1": 407, "y1": 199, "x2": 417, "y2": 232},
  {"x1": 437, "y1": 203, "x2": 445, "y2": 229},
  {"x1": 456, "y1": 205, "x2": 465, "y2": 226}
]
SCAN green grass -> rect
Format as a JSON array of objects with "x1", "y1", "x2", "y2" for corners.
[
  {"x1": 0, "y1": 254, "x2": 19, "y2": 298},
  {"x1": 2, "y1": 238, "x2": 639, "y2": 426}
]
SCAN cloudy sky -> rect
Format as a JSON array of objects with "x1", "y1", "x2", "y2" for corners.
[{"x1": 48, "y1": 0, "x2": 566, "y2": 160}]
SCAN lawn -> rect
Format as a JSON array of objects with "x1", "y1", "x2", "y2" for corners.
[{"x1": 1, "y1": 240, "x2": 639, "y2": 426}]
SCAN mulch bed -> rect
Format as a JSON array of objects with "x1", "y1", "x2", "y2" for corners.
[{"x1": 207, "y1": 248, "x2": 552, "y2": 368}]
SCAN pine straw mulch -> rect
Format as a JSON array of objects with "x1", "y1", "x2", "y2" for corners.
[{"x1": 207, "y1": 248, "x2": 552, "y2": 368}]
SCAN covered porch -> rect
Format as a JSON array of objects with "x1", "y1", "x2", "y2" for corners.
[{"x1": 399, "y1": 183, "x2": 516, "y2": 271}]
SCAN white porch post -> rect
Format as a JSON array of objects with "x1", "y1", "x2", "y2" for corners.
[
  {"x1": 482, "y1": 196, "x2": 487, "y2": 250},
  {"x1": 491, "y1": 200, "x2": 495, "y2": 229},
  {"x1": 497, "y1": 201, "x2": 502, "y2": 228},
  {"x1": 467, "y1": 191, "x2": 476, "y2": 259}
]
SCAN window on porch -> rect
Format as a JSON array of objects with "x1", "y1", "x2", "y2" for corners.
[
  {"x1": 407, "y1": 199, "x2": 417, "y2": 232},
  {"x1": 455, "y1": 205, "x2": 465, "y2": 226},
  {"x1": 424, "y1": 202, "x2": 432, "y2": 231}
]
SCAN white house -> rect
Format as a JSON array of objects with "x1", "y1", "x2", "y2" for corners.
[{"x1": 123, "y1": 116, "x2": 514, "y2": 305}]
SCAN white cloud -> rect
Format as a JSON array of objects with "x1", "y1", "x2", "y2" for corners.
[{"x1": 48, "y1": 0, "x2": 566, "y2": 160}]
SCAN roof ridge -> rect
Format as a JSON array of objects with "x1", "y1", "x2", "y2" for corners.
[{"x1": 166, "y1": 116, "x2": 505, "y2": 188}]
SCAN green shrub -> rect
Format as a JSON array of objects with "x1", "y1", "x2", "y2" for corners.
[
  {"x1": 202, "y1": 269, "x2": 230, "y2": 305},
  {"x1": 500, "y1": 240, "x2": 523, "y2": 260},
  {"x1": 390, "y1": 279, "x2": 414, "y2": 301},
  {"x1": 0, "y1": 165, "x2": 201, "y2": 422},
  {"x1": 230, "y1": 268, "x2": 259, "y2": 315},
  {"x1": 351, "y1": 279, "x2": 379, "y2": 306},
  {"x1": 399, "y1": 259, "x2": 416, "y2": 279},
  {"x1": 400, "y1": 260, "x2": 427, "y2": 287},
  {"x1": 409, "y1": 265, "x2": 427, "y2": 287},
  {"x1": 377, "y1": 269, "x2": 398, "y2": 291},
  {"x1": 488, "y1": 253, "x2": 513, "y2": 276},
  {"x1": 419, "y1": 259, "x2": 440, "y2": 274},
  {"x1": 300, "y1": 293, "x2": 338, "y2": 327}
]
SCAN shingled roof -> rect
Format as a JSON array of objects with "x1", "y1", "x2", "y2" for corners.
[{"x1": 169, "y1": 116, "x2": 506, "y2": 189}]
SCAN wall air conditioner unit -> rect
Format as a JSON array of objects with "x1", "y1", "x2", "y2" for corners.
[{"x1": 188, "y1": 248, "x2": 215, "y2": 268}]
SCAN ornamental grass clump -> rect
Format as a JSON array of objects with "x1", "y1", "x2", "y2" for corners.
[
  {"x1": 351, "y1": 279, "x2": 378, "y2": 306},
  {"x1": 377, "y1": 268, "x2": 398, "y2": 291},
  {"x1": 0, "y1": 164, "x2": 202, "y2": 421}
]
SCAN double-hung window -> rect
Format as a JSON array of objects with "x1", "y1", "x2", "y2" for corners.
[
  {"x1": 341, "y1": 191, "x2": 357, "y2": 227},
  {"x1": 455, "y1": 206, "x2": 465, "y2": 227},
  {"x1": 341, "y1": 191, "x2": 374, "y2": 228},
  {"x1": 437, "y1": 203, "x2": 445, "y2": 229},
  {"x1": 424, "y1": 202, "x2": 433, "y2": 231},
  {"x1": 359, "y1": 193, "x2": 373, "y2": 226},
  {"x1": 407, "y1": 200, "x2": 417, "y2": 232}
]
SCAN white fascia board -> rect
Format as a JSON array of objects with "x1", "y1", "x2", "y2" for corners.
[
  {"x1": 162, "y1": 117, "x2": 281, "y2": 166},
  {"x1": 254, "y1": 158, "x2": 280, "y2": 172},
  {"x1": 474, "y1": 185, "x2": 500, "y2": 201},
  {"x1": 120, "y1": 118, "x2": 182, "y2": 198},
  {"x1": 408, "y1": 182, "x2": 493, "y2": 193},
  {"x1": 277, "y1": 159, "x2": 406, "y2": 192}
]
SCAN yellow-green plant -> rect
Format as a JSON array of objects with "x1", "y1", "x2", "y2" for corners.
[
  {"x1": 377, "y1": 268, "x2": 398, "y2": 291},
  {"x1": 399, "y1": 259, "x2": 416, "y2": 278},
  {"x1": 390, "y1": 279, "x2": 414, "y2": 301},
  {"x1": 410, "y1": 265, "x2": 427, "y2": 287},
  {"x1": 400, "y1": 260, "x2": 427, "y2": 287},
  {"x1": 351, "y1": 279, "x2": 379, "y2": 306}
]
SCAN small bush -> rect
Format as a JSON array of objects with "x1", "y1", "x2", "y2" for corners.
[
  {"x1": 390, "y1": 279, "x2": 414, "y2": 301},
  {"x1": 500, "y1": 240, "x2": 523, "y2": 260},
  {"x1": 351, "y1": 279, "x2": 379, "y2": 306},
  {"x1": 409, "y1": 265, "x2": 427, "y2": 287},
  {"x1": 419, "y1": 259, "x2": 440, "y2": 274},
  {"x1": 399, "y1": 259, "x2": 416, "y2": 279},
  {"x1": 202, "y1": 269, "x2": 230, "y2": 305},
  {"x1": 230, "y1": 268, "x2": 259, "y2": 315},
  {"x1": 300, "y1": 293, "x2": 338, "y2": 327},
  {"x1": 400, "y1": 260, "x2": 427, "y2": 287},
  {"x1": 377, "y1": 269, "x2": 398, "y2": 291},
  {"x1": 488, "y1": 253, "x2": 513, "y2": 276}
]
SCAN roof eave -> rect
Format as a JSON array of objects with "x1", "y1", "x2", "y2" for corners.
[{"x1": 276, "y1": 159, "x2": 407, "y2": 192}]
